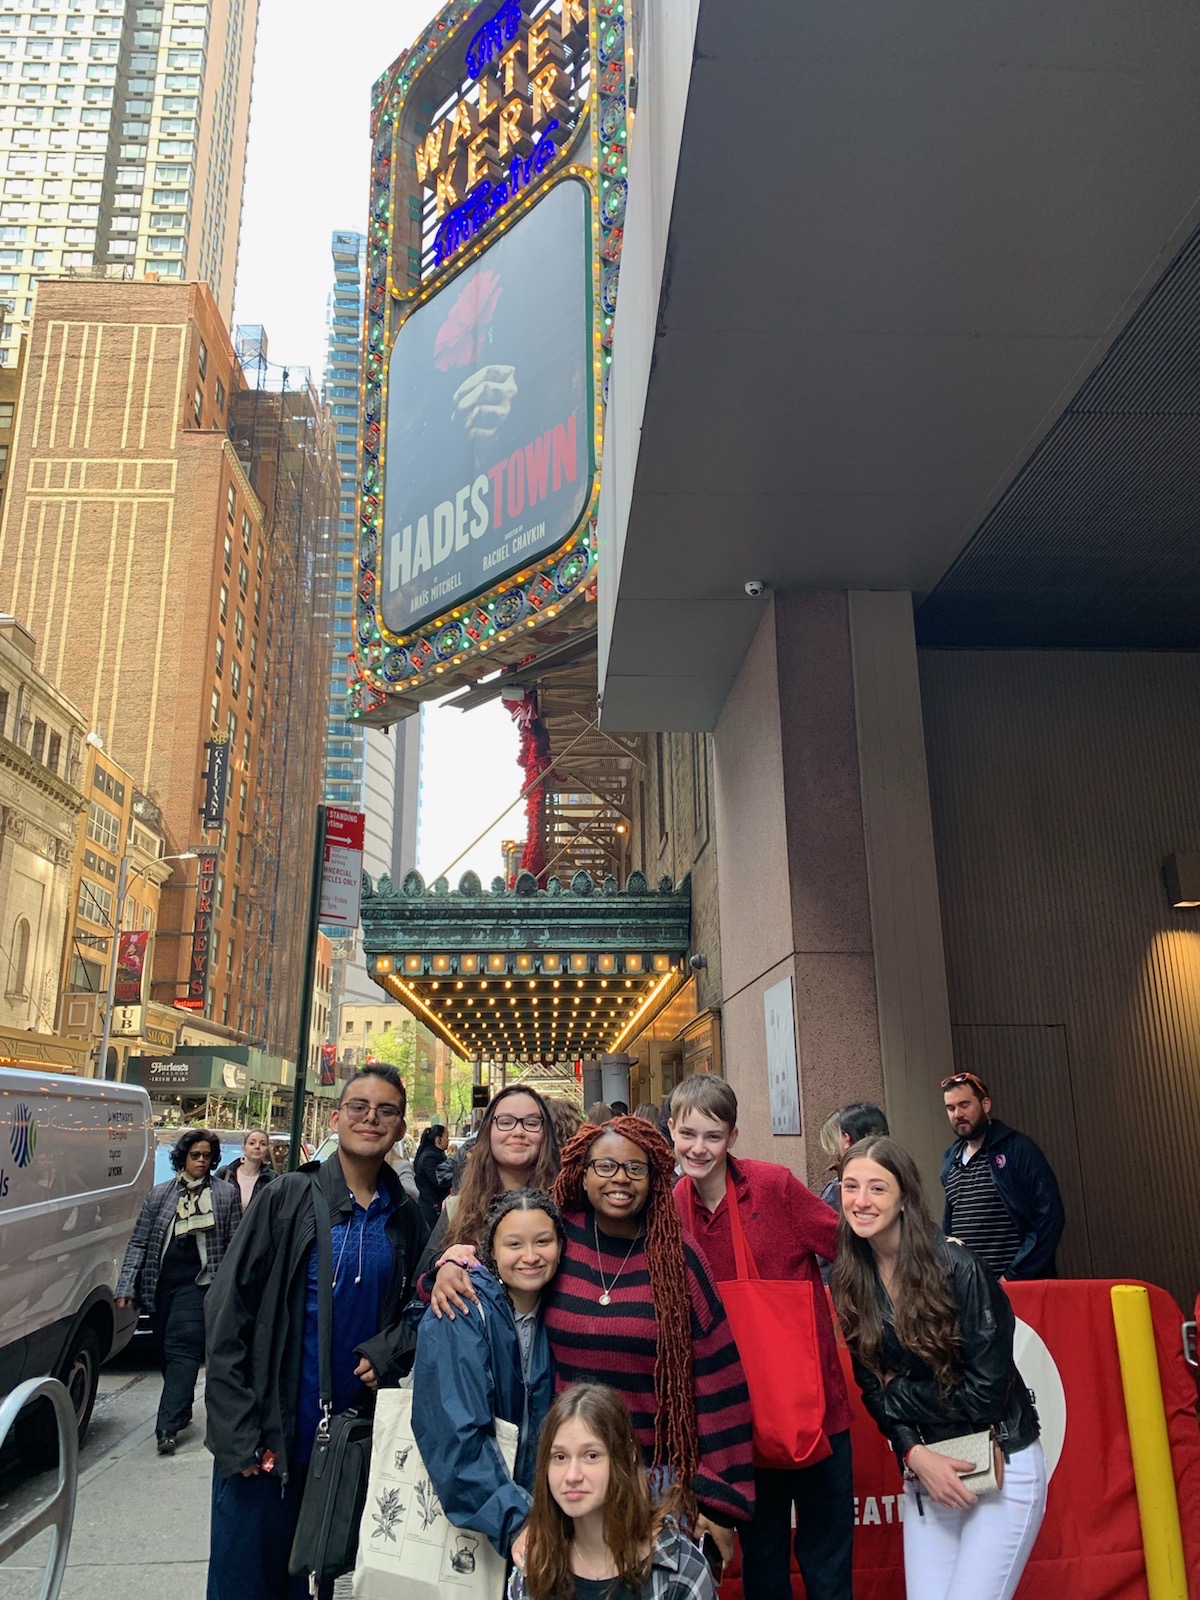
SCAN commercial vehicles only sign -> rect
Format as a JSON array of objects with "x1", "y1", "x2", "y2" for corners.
[{"x1": 320, "y1": 808, "x2": 366, "y2": 929}]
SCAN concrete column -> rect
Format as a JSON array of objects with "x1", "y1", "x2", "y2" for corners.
[
  {"x1": 712, "y1": 590, "x2": 953, "y2": 1192},
  {"x1": 848, "y1": 591, "x2": 955, "y2": 1185},
  {"x1": 713, "y1": 592, "x2": 885, "y2": 1184}
]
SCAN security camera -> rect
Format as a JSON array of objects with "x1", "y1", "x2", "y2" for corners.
[
  {"x1": 688, "y1": 953, "x2": 708, "y2": 972},
  {"x1": 744, "y1": 580, "x2": 765, "y2": 598}
]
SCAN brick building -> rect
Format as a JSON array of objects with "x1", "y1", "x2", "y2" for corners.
[{"x1": 0, "y1": 278, "x2": 333, "y2": 1066}]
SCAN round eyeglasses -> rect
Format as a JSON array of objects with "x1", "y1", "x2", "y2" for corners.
[
  {"x1": 340, "y1": 1100, "x2": 404, "y2": 1123},
  {"x1": 586, "y1": 1157, "x2": 650, "y2": 1180}
]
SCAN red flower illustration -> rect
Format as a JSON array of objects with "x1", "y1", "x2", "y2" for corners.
[{"x1": 433, "y1": 268, "x2": 504, "y2": 371}]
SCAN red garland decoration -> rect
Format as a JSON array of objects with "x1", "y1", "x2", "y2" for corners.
[{"x1": 508, "y1": 690, "x2": 554, "y2": 883}]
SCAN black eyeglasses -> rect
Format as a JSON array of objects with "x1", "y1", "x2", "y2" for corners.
[
  {"x1": 493, "y1": 1113, "x2": 544, "y2": 1132},
  {"x1": 587, "y1": 1157, "x2": 650, "y2": 1180},
  {"x1": 340, "y1": 1100, "x2": 404, "y2": 1123},
  {"x1": 941, "y1": 1072, "x2": 989, "y2": 1097}
]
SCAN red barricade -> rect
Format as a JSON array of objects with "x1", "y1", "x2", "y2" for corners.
[{"x1": 718, "y1": 1280, "x2": 1200, "y2": 1600}]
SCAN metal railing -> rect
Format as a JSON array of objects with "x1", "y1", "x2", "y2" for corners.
[{"x1": 0, "y1": 1377, "x2": 78, "y2": 1600}]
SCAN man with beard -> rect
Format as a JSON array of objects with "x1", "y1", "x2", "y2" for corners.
[{"x1": 940, "y1": 1071, "x2": 1065, "y2": 1279}]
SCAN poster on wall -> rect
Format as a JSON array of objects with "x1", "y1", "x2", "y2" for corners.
[
  {"x1": 114, "y1": 930, "x2": 150, "y2": 1006},
  {"x1": 764, "y1": 975, "x2": 801, "y2": 1134},
  {"x1": 382, "y1": 179, "x2": 593, "y2": 635}
]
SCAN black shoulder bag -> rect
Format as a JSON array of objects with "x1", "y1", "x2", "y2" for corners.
[{"x1": 288, "y1": 1180, "x2": 374, "y2": 1591}]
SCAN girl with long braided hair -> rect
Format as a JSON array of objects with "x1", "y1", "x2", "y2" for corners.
[{"x1": 541, "y1": 1115, "x2": 754, "y2": 1567}]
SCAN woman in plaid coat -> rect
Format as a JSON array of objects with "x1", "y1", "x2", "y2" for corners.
[{"x1": 116, "y1": 1127, "x2": 238, "y2": 1454}]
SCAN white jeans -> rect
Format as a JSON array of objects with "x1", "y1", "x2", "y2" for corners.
[{"x1": 902, "y1": 1440, "x2": 1047, "y2": 1600}]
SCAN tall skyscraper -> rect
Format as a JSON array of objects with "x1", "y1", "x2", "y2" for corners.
[
  {"x1": 0, "y1": 0, "x2": 258, "y2": 368},
  {"x1": 320, "y1": 229, "x2": 420, "y2": 1011}
]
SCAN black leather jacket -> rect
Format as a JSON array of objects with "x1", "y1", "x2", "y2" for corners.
[{"x1": 850, "y1": 1235, "x2": 1040, "y2": 1473}]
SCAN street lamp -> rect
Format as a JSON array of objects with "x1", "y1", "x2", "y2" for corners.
[{"x1": 99, "y1": 851, "x2": 197, "y2": 1080}]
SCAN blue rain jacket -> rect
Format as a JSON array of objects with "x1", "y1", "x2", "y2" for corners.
[{"x1": 411, "y1": 1266, "x2": 554, "y2": 1557}]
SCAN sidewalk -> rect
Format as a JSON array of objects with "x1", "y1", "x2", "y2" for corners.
[{"x1": 0, "y1": 1372, "x2": 209, "y2": 1600}]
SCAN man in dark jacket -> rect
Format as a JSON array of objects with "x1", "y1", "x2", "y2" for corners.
[
  {"x1": 204, "y1": 1064, "x2": 428, "y2": 1600},
  {"x1": 939, "y1": 1071, "x2": 1065, "y2": 1279}
]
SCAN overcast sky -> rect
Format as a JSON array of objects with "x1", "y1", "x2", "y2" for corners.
[{"x1": 234, "y1": 0, "x2": 524, "y2": 884}]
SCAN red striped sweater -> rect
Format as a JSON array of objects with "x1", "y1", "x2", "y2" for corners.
[{"x1": 543, "y1": 1208, "x2": 755, "y2": 1527}]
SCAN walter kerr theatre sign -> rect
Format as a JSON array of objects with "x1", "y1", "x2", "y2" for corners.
[{"x1": 348, "y1": 0, "x2": 627, "y2": 705}]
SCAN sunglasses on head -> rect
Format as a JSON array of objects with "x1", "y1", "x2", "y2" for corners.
[{"x1": 940, "y1": 1071, "x2": 989, "y2": 1097}]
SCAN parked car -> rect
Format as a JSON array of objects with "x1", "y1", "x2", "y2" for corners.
[{"x1": 0, "y1": 1069, "x2": 152, "y2": 1463}]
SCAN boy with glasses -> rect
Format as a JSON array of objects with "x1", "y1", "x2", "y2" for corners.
[{"x1": 204, "y1": 1065, "x2": 429, "y2": 1599}]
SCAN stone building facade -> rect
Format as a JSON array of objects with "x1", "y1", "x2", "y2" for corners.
[{"x1": 0, "y1": 614, "x2": 85, "y2": 1033}]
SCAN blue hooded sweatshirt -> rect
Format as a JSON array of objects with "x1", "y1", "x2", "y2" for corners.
[{"x1": 410, "y1": 1266, "x2": 554, "y2": 1556}]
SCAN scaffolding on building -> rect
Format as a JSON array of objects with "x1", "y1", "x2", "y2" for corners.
[{"x1": 229, "y1": 334, "x2": 338, "y2": 1062}]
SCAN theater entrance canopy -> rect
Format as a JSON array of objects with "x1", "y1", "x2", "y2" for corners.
[{"x1": 360, "y1": 867, "x2": 691, "y2": 1069}]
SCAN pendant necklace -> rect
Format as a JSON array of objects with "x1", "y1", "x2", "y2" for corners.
[{"x1": 593, "y1": 1213, "x2": 642, "y2": 1306}]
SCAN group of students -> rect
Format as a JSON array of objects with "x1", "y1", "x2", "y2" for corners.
[{"x1": 187, "y1": 1062, "x2": 1046, "y2": 1600}]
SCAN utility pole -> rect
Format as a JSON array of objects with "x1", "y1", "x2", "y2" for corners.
[{"x1": 289, "y1": 806, "x2": 327, "y2": 1168}]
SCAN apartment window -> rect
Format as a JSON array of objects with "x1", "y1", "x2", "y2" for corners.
[
  {"x1": 233, "y1": 608, "x2": 244, "y2": 647},
  {"x1": 214, "y1": 376, "x2": 225, "y2": 412},
  {"x1": 45, "y1": 730, "x2": 60, "y2": 774},
  {"x1": 226, "y1": 483, "x2": 235, "y2": 522},
  {"x1": 0, "y1": 446, "x2": 8, "y2": 474},
  {"x1": 249, "y1": 635, "x2": 257, "y2": 671},
  {"x1": 256, "y1": 542, "x2": 264, "y2": 575},
  {"x1": 240, "y1": 510, "x2": 251, "y2": 549},
  {"x1": 230, "y1": 658, "x2": 240, "y2": 699},
  {"x1": 245, "y1": 680, "x2": 254, "y2": 720},
  {"x1": 238, "y1": 779, "x2": 247, "y2": 820},
  {"x1": 210, "y1": 687, "x2": 220, "y2": 728},
  {"x1": 0, "y1": 688, "x2": 8, "y2": 738},
  {"x1": 223, "y1": 531, "x2": 232, "y2": 571},
  {"x1": 226, "y1": 708, "x2": 237, "y2": 744},
  {"x1": 225, "y1": 939, "x2": 234, "y2": 977},
  {"x1": 87, "y1": 801, "x2": 121, "y2": 851},
  {"x1": 214, "y1": 633, "x2": 224, "y2": 677},
  {"x1": 0, "y1": 402, "x2": 13, "y2": 428},
  {"x1": 197, "y1": 337, "x2": 207, "y2": 378},
  {"x1": 242, "y1": 730, "x2": 251, "y2": 766},
  {"x1": 192, "y1": 383, "x2": 202, "y2": 426},
  {"x1": 219, "y1": 582, "x2": 228, "y2": 623},
  {"x1": 78, "y1": 879, "x2": 113, "y2": 925},
  {"x1": 30, "y1": 718, "x2": 45, "y2": 761},
  {"x1": 238, "y1": 559, "x2": 248, "y2": 597}
]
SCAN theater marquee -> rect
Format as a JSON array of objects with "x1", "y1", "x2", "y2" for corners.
[{"x1": 348, "y1": 0, "x2": 631, "y2": 716}]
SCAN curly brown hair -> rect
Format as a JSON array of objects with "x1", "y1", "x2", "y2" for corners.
[
  {"x1": 522, "y1": 1384, "x2": 662, "y2": 1600},
  {"x1": 830, "y1": 1136, "x2": 962, "y2": 1392},
  {"x1": 443, "y1": 1084, "x2": 561, "y2": 1250},
  {"x1": 551, "y1": 1115, "x2": 697, "y2": 1513}
]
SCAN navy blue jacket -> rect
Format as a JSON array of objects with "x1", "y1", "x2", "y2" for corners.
[
  {"x1": 410, "y1": 1267, "x2": 553, "y2": 1557},
  {"x1": 940, "y1": 1118, "x2": 1065, "y2": 1279}
]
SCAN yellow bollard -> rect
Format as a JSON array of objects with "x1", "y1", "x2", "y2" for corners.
[{"x1": 1110, "y1": 1285, "x2": 1188, "y2": 1600}]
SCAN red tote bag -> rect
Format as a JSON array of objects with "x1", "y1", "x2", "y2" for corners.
[{"x1": 687, "y1": 1175, "x2": 831, "y2": 1470}]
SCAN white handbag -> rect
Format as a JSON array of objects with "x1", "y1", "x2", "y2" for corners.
[{"x1": 352, "y1": 1385, "x2": 518, "y2": 1599}]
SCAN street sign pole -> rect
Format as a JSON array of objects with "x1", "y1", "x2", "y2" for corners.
[{"x1": 289, "y1": 805, "x2": 327, "y2": 1170}]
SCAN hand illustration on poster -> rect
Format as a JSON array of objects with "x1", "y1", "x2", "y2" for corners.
[{"x1": 383, "y1": 179, "x2": 594, "y2": 635}]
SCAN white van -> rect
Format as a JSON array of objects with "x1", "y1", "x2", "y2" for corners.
[{"x1": 0, "y1": 1069, "x2": 152, "y2": 1461}]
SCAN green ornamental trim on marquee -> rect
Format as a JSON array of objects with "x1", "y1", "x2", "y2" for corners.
[{"x1": 360, "y1": 868, "x2": 691, "y2": 959}]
